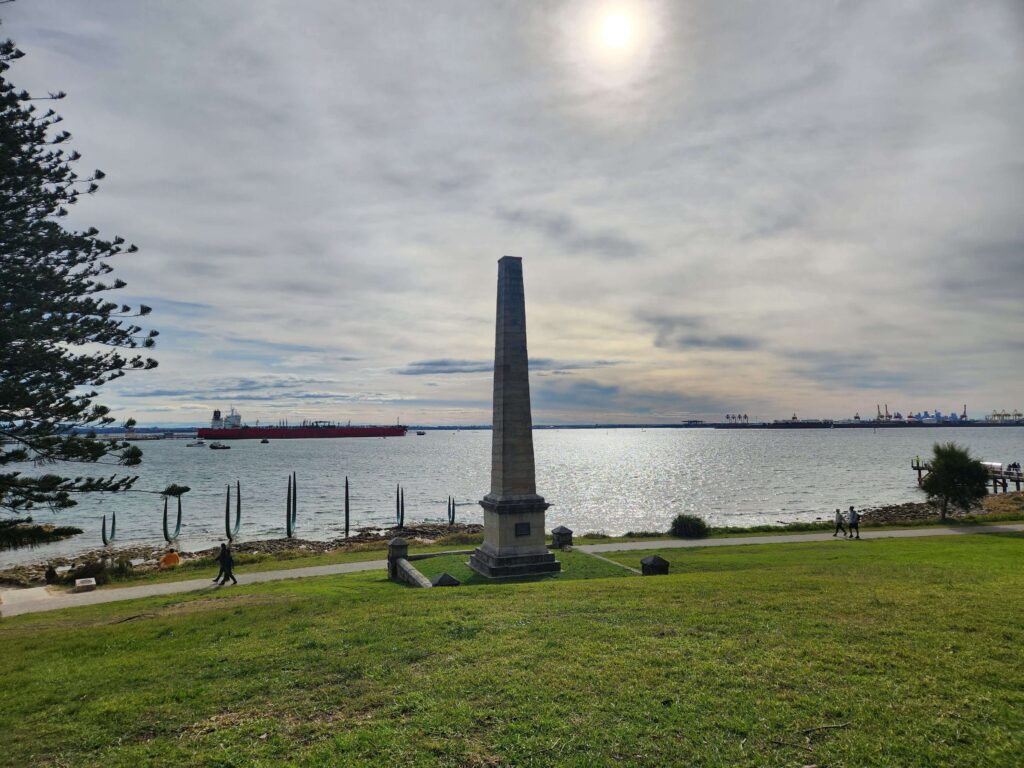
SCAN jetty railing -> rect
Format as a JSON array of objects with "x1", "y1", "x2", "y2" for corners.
[{"x1": 912, "y1": 459, "x2": 1023, "y2": 492}]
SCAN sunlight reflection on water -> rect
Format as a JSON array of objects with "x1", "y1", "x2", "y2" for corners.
[{"x1": 5, "y1": 427, "x2": 1021, "y2": 565}]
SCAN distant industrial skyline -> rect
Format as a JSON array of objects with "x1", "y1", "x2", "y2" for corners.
[{"x1": 6, "y1": 1, "x2": 1023, "y2": 425}]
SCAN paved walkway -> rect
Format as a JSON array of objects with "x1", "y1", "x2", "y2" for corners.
[
  {"x1": 0, "y1": 559, "x2": 387, "y2": 618},
  {"x1": 2, "y1": 523, "x2": 1021, "y2": 618}
]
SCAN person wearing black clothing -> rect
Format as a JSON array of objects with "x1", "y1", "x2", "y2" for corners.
[
  {"x1": 848, "y1": 505, "x2": 861, "y2": 540},
  {"x1": 215, "y1": 543, "x2": 237, "y2": 585},
  {"x1": 213, "y1": 543, "x2": 227, "y2": 583}
]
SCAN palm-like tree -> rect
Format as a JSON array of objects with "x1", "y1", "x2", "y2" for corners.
[{"x1": 920, "y1": 442, "x2": 989, "y2": 520}]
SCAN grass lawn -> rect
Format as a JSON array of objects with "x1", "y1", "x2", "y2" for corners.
[
  {"x1": 412, "y1": 549, "x2": 630, "y2": 585},
  {"x1": 92, "y1": 502, "x2": 1024, "y2": 589},
  {"x1": 2, "y1": 534, "x2": 1021, "y2": 767}
]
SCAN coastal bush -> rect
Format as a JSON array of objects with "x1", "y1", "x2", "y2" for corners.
[
  {"x1": 920, "y1": 442, "x2": 990, "y2": 520},
  {"x1": 110, "y1": 557, "x2": 134, "y2": 580},
  {"x1": 669, "y1": 514, "x2": 709, "y2": 538},
  {"x1": 63, "y1": 559, "x2": 111, "y2": 586}
]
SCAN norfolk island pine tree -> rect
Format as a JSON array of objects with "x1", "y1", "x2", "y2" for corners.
[{"x1": 1, "y1": 30, "x2": 161, "y2": 542}]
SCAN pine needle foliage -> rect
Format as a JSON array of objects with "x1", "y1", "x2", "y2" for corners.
[{"x1": 1, "y1": 33, "x2": 157, "y2": 522}]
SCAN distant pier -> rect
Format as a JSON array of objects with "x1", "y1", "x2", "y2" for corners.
[{"x1": 912, "y1": 458, "x2": 1023, "y2": 493}]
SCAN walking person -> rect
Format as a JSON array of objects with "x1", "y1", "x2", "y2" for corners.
[
  {"x1": 848, "y1": 505, "x2": 861, "y2": 539},
  {"x1": 212, "y1": 543, "x2": 228, "y2": 583},
  {"x1": 832, "y1": 508, "x2": 848, "y2": 538},
  {"x1": 215, "y1": 543, "x2": 238, "y2": 585}
]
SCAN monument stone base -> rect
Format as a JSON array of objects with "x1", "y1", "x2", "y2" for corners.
[{"x1": 468, "y1": 495, "x2": 561, "y2": 578}]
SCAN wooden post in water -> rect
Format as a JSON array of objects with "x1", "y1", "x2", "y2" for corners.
[
  {"x1": 344, "y1": 476, "x2": 350, "y2": 538},
  {"x1": 286, "y1": 474, "x2": 293, "y2": 537},
  {"x1": 913, "y1": 456, "x2": 929, "y2": 487}
]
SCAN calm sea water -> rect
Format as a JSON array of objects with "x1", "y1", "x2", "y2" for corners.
[{"x1": 5, "y1": 427, "x2": 1022, "y2": 567}]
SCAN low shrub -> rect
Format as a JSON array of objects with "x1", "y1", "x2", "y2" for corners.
[
  {"x1": 623, "y1": 530, "x2": 667, "y2": 539},
  {"x1": 63, "y1": 559, "x2": 111, "y2": 586},
  {"x1": 110, "y1": 557, "x2": 134, "y2": 580},
  {"x1": 669, "y1": 514, "x2": 709, "y2": 539}
]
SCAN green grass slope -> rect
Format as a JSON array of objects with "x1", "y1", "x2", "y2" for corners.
[{"x1": 2, "y1": 534, "x2": 1021, "y2": 767}]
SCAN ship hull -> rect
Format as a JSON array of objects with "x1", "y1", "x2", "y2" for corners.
[{"x1": 197, "y1": 426, "x2": 407, "y2": 440}]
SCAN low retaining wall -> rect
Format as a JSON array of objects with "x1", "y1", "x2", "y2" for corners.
[{"x1": 395, "y1": 558, "x2": 432, "y2": 588}]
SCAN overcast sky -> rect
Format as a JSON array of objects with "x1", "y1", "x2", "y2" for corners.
[{"x1": 5, "y1": 1, "x2": 1023, "y2": 425}]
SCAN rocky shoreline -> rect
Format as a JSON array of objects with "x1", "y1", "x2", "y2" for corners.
[
  {"x1": 3, "y1": 493, "x2": 1020, "y2": 588},
  {"x1": 859, "y1": 491, "x2": 1021, "y2": 524},
  {"x1": 0, "y1": 523, "x2": 484, "y2": 588},
  {"x1": 858, "y1": 500, "x2": 944, "y2": 523}
]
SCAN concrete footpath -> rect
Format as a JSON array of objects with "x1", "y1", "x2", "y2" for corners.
[
  {"x1": 0, "y1": 559, "x2": 387, "y2": 618},
  {"x1": 2, "y1": 523, "x2": 1021, "y2": 619}
]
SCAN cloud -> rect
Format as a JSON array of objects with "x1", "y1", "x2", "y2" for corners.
[
  {"x1": 638, "y1": 313, "x2": 762, "y2": 352},
  {"x1": 784, "y1": 350, "x2": 918, "y2": 391},
  {"x1": 532, "y1": 377, "x2": 732, "y2": 421},
  {"x1": 5, "y1": 0, "x2": 1021, "y2": 424},
  {"x1": 396, "y1": 358, "x2": 619, "y2": 375},
  {"x1": 397, "y1": 359, "x2": 492, "y2": 375},
  {"x1": 495, "y1": 206, "x2": 645, "y2": 259}
]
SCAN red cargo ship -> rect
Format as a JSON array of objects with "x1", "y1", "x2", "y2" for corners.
[{"x1": 197, "y1": 408, "x2": 407, "y2": 440}]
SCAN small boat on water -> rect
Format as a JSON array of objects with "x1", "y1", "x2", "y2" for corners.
[
  {"x1": 186, "y1": 439, "x2": 205, "y2": 447},
  {"x1": 209, "y1": 442, "x2": 231, "y2": 450},
  {"x1": 416, "y1": 431, "x2": 426, "y2": 436},
  {"x1": 260, "y1": 438, "x2": 270, "y2": 444}
]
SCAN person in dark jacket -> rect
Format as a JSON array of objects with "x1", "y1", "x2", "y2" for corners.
[
  {"x1": 215, "y1": 543, "x2": 237, "y2": 585},
  {"x1": 213, "y1": 543, "x2": 227, "y2": 583},
  {"x1": 848, "y1": 505, "x2": 861, "y2": 539}
]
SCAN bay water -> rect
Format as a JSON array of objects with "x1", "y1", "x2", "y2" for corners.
[{"x1": 4, "y1": 426, "x2": 1021, "y2": 567}]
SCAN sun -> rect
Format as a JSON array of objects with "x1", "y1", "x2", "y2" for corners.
[{"x1": 601, "y1": 12, "x2": 633, "y2": 50}]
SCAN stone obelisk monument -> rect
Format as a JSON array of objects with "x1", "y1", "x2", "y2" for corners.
[{"x1": 469, "y1": 256, "x2": 561, "y2": 578}]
